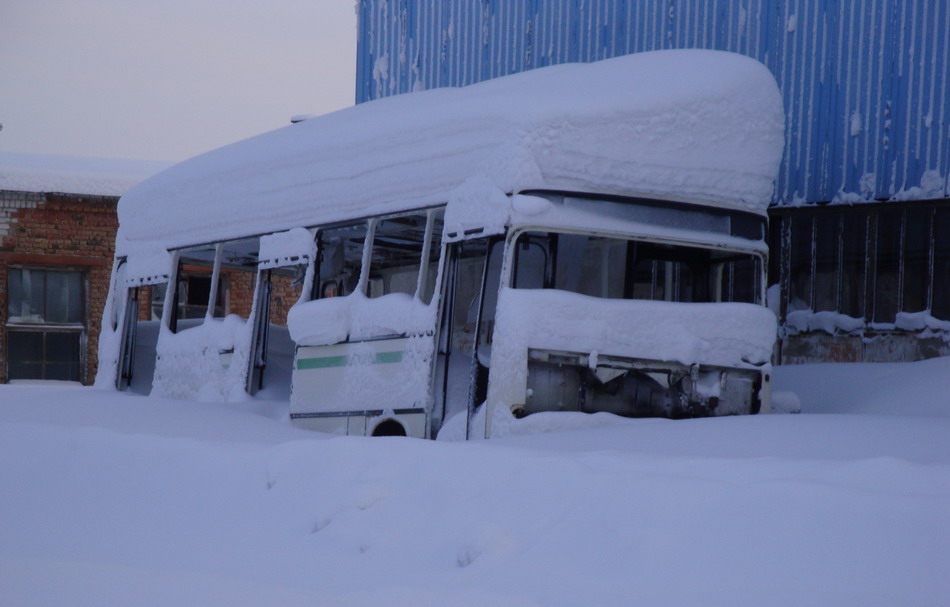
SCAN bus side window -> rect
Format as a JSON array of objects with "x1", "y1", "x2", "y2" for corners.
[
  {"x1": 511, "y1": 232, "x2": 551, "y2": 289},
  {"x1": 318, "y1": 223, "x2": 369, "y2": 298},
  {"x1": 363, "y1": 210, "x2": 445, "y2": 302},
  {"x1": 417, "y1": 210, "x2": 444, "y2": 305},
  {"x1": 367, "y1": 214, "x2": 429, "y2": 299}
]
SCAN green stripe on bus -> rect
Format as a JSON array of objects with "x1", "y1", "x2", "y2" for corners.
[
  {"x1": 375, "y1": 351, "x2": 404, "y2": 364},
  {"x1": 297, "y1": 351, "x2": 404, "y2": 370},
  {"x1": 297, "y1": 355, "x2": 348, "y2": 369}
]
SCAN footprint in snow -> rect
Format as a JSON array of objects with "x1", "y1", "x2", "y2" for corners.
[{"x1": 456, "y1": 545, "x2": 481, "y2": 568}]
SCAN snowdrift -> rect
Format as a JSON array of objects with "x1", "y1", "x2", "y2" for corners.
[{"x1": 1, "y1": 358, "x2": 949, "y2": 606}]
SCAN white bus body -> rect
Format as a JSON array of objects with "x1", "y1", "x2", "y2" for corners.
[{"x1": 96, "y1": 50, "x2": 785, "y2": 438}]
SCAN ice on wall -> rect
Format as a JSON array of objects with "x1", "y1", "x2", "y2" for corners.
[
  {"x1": 832, "y1": 168, "x2": 948, "y2": 204},
  {"x1": 115, "y1": 50, "x2": 784, "y2": 254},
  {"x1": 891, "y1": 169, "x2": 947, "y2": 201},
  {"x1": 849, "y1": 113, "x2": 863, "y2": 136},
  {"x1": 785, "y1": 14, "x2": 798, "y2": 32}
]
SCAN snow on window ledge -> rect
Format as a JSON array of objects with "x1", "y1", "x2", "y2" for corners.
[{"x1": 786, "y1": 310, "x2": 950, "y2": 336}]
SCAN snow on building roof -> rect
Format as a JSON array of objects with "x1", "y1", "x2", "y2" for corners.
[
  {"x1": 117, "y1": 50, "x2": 784, "y2": 252},
  {"x1": 0, "y1": 152, "x2": 170, "y2": 198}
]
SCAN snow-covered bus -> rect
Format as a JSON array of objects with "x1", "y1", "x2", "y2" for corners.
[{"x1": 97, "y1": 50, "x2": 784, "y2": 439}]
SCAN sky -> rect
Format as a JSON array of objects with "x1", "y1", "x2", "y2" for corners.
[{"x1": 0, "y1": 0, "x2": 357, "y2": 163}]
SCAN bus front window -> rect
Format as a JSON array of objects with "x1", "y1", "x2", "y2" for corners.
[{"x1": 512, "y1": 231, "x2": 762, "y2": 304}]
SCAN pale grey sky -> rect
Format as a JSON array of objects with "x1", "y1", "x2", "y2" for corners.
[{"x1": 0, "y1": 0, "x2": 357, "y2": 162}]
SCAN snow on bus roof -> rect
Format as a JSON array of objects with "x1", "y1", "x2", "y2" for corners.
[
  {"x1": 116, "y1": 50, "x2": 784, "y2": 253},
  {"x1": 0, "y1": 152, "x2": 169, "y2": 197}
]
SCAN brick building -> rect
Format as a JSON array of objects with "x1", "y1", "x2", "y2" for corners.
[{"x1": 1, "y1": 153, "x2": 167, "y2": 384}]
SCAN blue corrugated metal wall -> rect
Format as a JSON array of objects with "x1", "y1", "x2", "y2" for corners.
[{"x1": 355, "y1": 0, "x2": 950, "y2": 206}]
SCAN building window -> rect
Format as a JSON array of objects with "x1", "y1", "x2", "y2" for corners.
[
  {"x1": 7, "y1": 268, "x2": 84, "y2": 381},
  {"x1": 8, "y1": 330, "x2": 82, "y2": 381},
  {"x1": 933, "y1": 208, "x2": 950, "y2": 320},
  {"x1": 771, "y1": 200, "x2": 948, "y2": 330},
  {"x1": 813, "y1": 213, "x2": 839, "y2": 312},
  {"x1": 839, "y1": 213, "x2": 867, "y2": 319},
  {"x1": 872, "y1": 208, "x2": 902, "y2": 323},
  {"x1": 8, "y1": 268, "x2": 83, "y2": 324},
  {"x1": 901, "y1": 207, "x2": 932, "y2": 314},
  {"x1": 788, "y1": 215, "x2": 813, "y2": 312}
]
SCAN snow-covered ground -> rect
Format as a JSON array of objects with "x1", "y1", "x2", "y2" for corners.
[{"x1": 1, "y1": 359, "x2": 948, "y2": 606}]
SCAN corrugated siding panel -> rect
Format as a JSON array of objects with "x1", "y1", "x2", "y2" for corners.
[{"x1": 356, "y1": 0, "x2": 950, "y2": 204}]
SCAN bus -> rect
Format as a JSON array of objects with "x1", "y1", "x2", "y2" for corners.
[{"x1": 97, "y1": 49, "x2": 785, "y2": 439}]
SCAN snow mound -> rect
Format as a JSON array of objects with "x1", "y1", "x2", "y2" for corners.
[
  {"x1": 436, "y1": 405, "x2": 635, "y2": 441},
  {"x1": 1, "y1": 361, "x2": 949, "y2": 606},
  {"x1": 116, "y1": 50, "x2": 784, "y2": 252},
  {"x1": 773, "y1": 355, "x2": 950, "y2": 418}
]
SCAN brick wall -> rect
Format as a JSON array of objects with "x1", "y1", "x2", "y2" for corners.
[
  {"x1": 226, "y1": 268, "x2": 257, "y2": 319},
  {"x1": 191, "y1": 270, "x2": 299, "y2": 325},
  {"x1": 1, "y1": 190, "x2": 118, "y2": 384},
  {"x1": 269, "y1": 273, "x2": 302, "y2": 327},
  {"x1": 2, "y1": 192, "x2": 308, "y2": 385},
  {"x1": 136, "y1": 285, "x2": 155, "y2": 322}
]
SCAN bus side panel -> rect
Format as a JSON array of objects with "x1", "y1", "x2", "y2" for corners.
[{"x1": 291, "y1": 336, "x2": 434, "y2": 428}]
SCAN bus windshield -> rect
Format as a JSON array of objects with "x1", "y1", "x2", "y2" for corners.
[{"x1": 511, "y1": 231, "x2": 762, "y2": 304}]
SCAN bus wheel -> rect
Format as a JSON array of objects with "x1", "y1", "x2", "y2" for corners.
[{"x1": 371, "y1": 419, "x2": 407, "y2": 437}]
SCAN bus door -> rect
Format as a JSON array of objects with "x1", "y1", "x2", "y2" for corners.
[
  {"x1": 291, "y1": 210, "x2": 444, "y2": 437},
  {"x1": 434, "y1": 237, "x2": 503, "y2": 438},
  {"x1": 151, "y1": 238, "x2": 261, "y2": 401},
  {"x1": 248, "y1": 228, "x2": 315, "y2": 395},
  {"x1": 114, "y1": 252, "x2": 172, "y2": 394}
]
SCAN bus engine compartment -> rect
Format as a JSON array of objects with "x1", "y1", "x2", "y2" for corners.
[{"x1": 523, "y1": 349, "x2": 766, "y2": 419}]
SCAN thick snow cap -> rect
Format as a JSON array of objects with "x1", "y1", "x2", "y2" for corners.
[
  {"x1": 0, "y1": 152, "x2": 168, "y2": 197},
  {"x1": 116, "y1": 50, "x2": 784, "y2": 253}
]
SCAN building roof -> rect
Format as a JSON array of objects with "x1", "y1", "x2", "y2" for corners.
[{"x1": 0, "y1": 152, "x2": 169, "y2": 198}]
